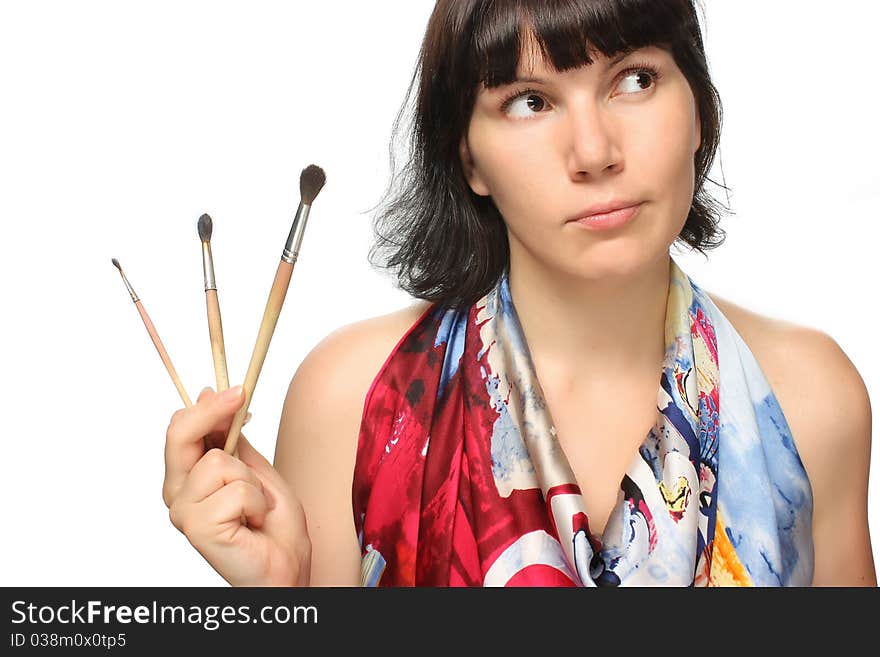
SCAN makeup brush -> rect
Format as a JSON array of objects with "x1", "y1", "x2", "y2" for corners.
[
  {"x1": 112, "y1": 258, "x2": 192, "y2": 406},
  {"x1": 198, "y1": 213, "x2": 244, "y2": 465},
  {"x1": 198, "y1": 214, "x2": 231, "y2": 393},
  {"x1": 223, "y1": 164, "x2": 326, "y2": 455}
]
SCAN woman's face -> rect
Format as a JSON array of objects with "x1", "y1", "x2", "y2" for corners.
[{"x1": 460, "y1": 40, "x2": 701, "y2": 283}]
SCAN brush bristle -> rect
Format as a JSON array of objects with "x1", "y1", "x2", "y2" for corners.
[
  {"x1": 111, "y1": 258, "x2": 121, "y2": 271},
  {"x1": 197, "y1": 213, "x2": 213, "y2": 242},
  {"x1": 300, "y1": 165, "x2": 326, "y2": 205}
]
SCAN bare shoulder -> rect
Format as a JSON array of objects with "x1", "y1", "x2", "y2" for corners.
[
  {"x1": 707, "y1": 292, "x2": 875, "y2": 586},
  {"x1": 312, "y1": 299, "x2": 435, "y2": 385},
  {"x1": 705, "y1": 293, "x2": 871, "y2": 450},
  {"x1": 271, "y1": 299, "x2": 433, "y2": 586}
]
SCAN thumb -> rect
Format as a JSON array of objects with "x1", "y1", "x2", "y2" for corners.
[
  {"x1": 236, "y1": 434, "x2": 285, "y2": 507},
  {"x1": 236, "y1": 434, "x2": 273, "y2": 472}
]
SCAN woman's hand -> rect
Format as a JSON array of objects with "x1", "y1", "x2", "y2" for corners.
[{"x1": 162, "y1": 386, "x2": 311, "y2": 587}]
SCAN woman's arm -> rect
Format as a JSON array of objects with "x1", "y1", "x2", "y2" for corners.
[
  {"x1": 271, "y1": 327, "x2": 368, "y2": 586},
  {"x1": 709, "y1": 294, "x2": 876, "y2": 586},
  {"x1": 780, "y1": 327, "x2": 875, "y2": 586},
  {"x1": 272, "y1": 302, "x2": 433, "y2": 586}
]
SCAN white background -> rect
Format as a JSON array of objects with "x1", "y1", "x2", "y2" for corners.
[{"x1": 1, "y1": 1, "x2": 877, "y2": 585}]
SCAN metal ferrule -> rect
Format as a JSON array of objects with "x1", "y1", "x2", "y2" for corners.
[
  {"x1": 120, "y1": 272, "x2": 139, "y2": 303},
  {"x1": 281, "y1": 201, "x2": 311, "y2": 264},
  {"x1": 201, "y1": 241, "x2": 217, "y2": 290}
]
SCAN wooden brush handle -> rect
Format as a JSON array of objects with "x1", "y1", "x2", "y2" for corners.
[
  {"x1": 204, "y1": 289, "x2": 246, "y2": 525},
  {"x1": 137, "y1": 301, "x2": 192, "y2": 407},
  {"x1": 224, "y1": 260, "x2": 294, "y2": 455},
  {"x1": 205, "y1": 290, "x2": 230, "y2": 391},
  {"x1": 204, "y1": 288, "x2": 241, "y2": 460}
]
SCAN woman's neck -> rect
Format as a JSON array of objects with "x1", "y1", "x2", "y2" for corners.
[{"x1": 507, "y1": 251, "x2": 671, "y2": 392}]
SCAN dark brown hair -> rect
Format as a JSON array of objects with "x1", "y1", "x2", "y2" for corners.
[{"x1": 368, "y1": 0, "x2": 729, "y2": 311}]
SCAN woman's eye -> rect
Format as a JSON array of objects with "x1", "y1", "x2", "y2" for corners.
[
  {"x1": 504, "y1": 92, "x2": 549, "y2": 119},
  {"x1": 616, "y1": 68, "x2": 659, "y2": 95}
]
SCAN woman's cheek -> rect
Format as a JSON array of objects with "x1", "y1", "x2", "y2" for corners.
[{"x1": 645, "y1": 110, "x2": 696, "y2": 193}]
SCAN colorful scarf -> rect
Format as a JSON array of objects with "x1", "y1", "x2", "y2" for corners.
[{"x1": 353, "y1": 258, "x2": 814, "y2": 586}]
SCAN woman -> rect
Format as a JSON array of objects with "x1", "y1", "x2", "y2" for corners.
[{"x1": 162, "y1": 0, "x2": 875, "y2": 586}]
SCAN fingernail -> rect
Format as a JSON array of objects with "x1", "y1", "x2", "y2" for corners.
[
  {"x1": 221, "y1": 385, "x2": 243, "y2": 401},
  {"x1": 242, "y1": 412, "x2": 253, "y2": 425}
]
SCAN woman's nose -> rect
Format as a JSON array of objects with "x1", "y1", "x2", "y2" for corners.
[{"x1": 565, "y1": 106, "x2": 623, "y2": 179}]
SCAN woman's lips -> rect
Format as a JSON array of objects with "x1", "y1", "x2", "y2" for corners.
[{"x1": 569, "y1": 202, "x2": 644, "y2": 231}]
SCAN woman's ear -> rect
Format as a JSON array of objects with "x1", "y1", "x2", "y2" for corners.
[
  {"x1": 459, "y1": 135, "x2": 491, "y2": 197},
  {"x1": 694, "y1": 106, "x2": 702, "y2": 155}
]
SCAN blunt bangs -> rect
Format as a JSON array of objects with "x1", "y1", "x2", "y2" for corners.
[{"x1": 472, "y1": 0, "x2": 694, "y2": 89}]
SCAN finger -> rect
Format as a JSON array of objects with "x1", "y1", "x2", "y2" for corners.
[
  {"x1": 236, "y1": 434, "x2": 276, "y2": 479},
  {"x1": 199, "y1": 478, "x2": 270, "y2": 530},
  {"x1": 177, "y1": 447, "x2": 265, "y2": 507},
  {"x1": 235, "y1": 436, "x2": 309, "y2": 541},
  {"x1": 235, "y1": 434, "x2": 285, "y2": 501},
  {"x1": 193, "y1": 387, "x2": 220, "y2": 449},
  {"x1": 203, "y1": 412, "x2": 252, "y2": 451},
  {"x1": 235, "y1": 435, "x2": 294, "y2": 513},
  {"x1": 197, "y1": 386, "x2": 215, "y2": 403},
  {"x1": 164, "y1": 386, "x2": 246, "y2": 503},
  {"x1": 167, "y1": 385, "x2": 245, "y2": 450}
]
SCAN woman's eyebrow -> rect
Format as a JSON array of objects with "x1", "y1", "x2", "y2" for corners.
[{"x1": 511, "y1": 48, "x2": 638, "y2": 84}]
